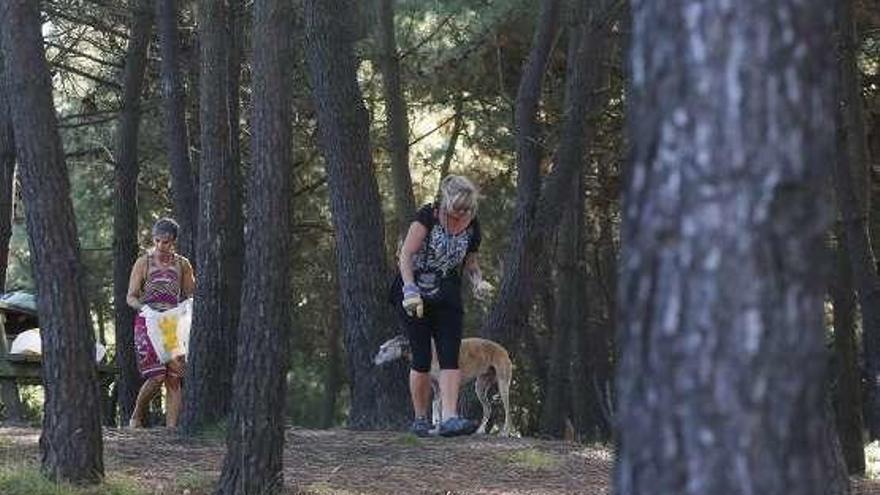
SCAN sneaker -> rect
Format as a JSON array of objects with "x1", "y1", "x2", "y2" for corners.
[
  {"x1": 438, "y1": 416, "x2": 478, "y2": 437},
  {"x1": 410, "y1": 416, "x2": 432, "y2": 437}
]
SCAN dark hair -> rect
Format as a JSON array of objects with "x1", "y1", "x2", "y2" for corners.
[{"x1": 151, "y1": 217, "x2": 179, "y2": 240}]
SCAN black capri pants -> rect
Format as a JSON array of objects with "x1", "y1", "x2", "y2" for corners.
[{"x1": 400, "y1": 300, "x2": 463, "y2": 372}]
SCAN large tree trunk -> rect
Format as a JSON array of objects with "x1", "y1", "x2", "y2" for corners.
[
  {"x1": 377, "y1": 0, "x2": 416, "y2": 238},
  {"x1": 0, "y1": 0, "x2": 103, "y2": 482},
  {"x1": 833, "y1": 0, "x2": 880, "y2": 441},
  {"x1": 615, "y1": 1, "x2": 844, "y2": 494},
  {"x1": 216, "y1": 0, "x2": 293, "y2": 491},
  {"x1": 831, "y1": 234, "x2": 866, "y2": 474},
  {"x1": 0, "y1": 52, "x2": 23, "y2": 423},
  {"x1": 156, "y1": 0, "x2": 198, "y2": 262},
  {"x1": 304, "y1": 0, "x2": 410, "y2": 430},
  {"x1": 320, "y1": 302, "x2": 343, "y2": 429},
  {"x1": 182, "y1": 0, "x2": 243, "y2": 433},
  {"x1": 113, "y1": 0, "x2": 152, "y2": 426}
]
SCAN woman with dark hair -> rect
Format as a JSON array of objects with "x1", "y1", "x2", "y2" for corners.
[
  {"x1": 391, "y1": 175, "x2": 494, "y2": 437},
  {"x1": 126, "y1": 217, "x2": 195, "y2": 427}
]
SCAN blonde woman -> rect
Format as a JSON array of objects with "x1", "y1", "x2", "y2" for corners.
[{"x1": 391, "y1": 175, "x2": 494, "y2": 437}]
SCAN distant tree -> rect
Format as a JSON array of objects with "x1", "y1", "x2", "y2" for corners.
[
  {"x1": 156, "y1": 0, "x2": 198, "y2": 261},
  {"x1": 0, "y1": 0, "x2": 103, "y2": 483},
  {"x1": 113, "y1": 0, "x2": 152, "y2": 426},
  {"x1": 831, "y1": 235, "x2": 866, "y2": 474},
  {"x1": 833, "y1": 0, "x2": 880, "y2": 441},
  {"x1": 615, "y1": 1, "x2": 844, "y2": 494},
  {"x1": 377, "y1": 0, "x2": 416, "y2": 238},
  {"x1": 182, "y1": 0, "x2": 244, "y2": 433},
  {"x1": 304, "y1": 0, "x2": 411, "y2": 429},
  {"x1": 217, "y1": 0, "x2": 294, "y2": 491}
]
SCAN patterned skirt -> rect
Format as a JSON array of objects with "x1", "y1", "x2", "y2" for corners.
[{"x1": 134, "y1": 314, "x2": 185, "y2": 380}]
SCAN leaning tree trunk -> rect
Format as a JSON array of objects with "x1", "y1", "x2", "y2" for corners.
[
  {"x1": 113, "y1": 0, "x2": 152, "y2": 425},
  {"x1": 481, "y1": 0, "x2": 562, "y2": 348},
  {"x1": 831, "y1": 233, "x2": 866, "y2": 474},
  {"x1": 833, "y1": 0, "x2": 880, "y2": 441},
  {"x1": 216, "y1": 0, "x2": 293, "y2": 491},
  {"x1": 0, "y1": 0, "x2": 103, "y2": 483},
  {"x1": 615, "y1": 1, "x2": 844, "y2": 494},
  {"x1": 304, "y1": 0, "x2": 411, "y2": 430},
  {"x1": 182, "y1": 0, "x2": 243, "y2": 434},
  {"x1": 156, "y1": 0, "x2": 198, "y2": 262},
  {"x1": 0, "y1": 52, "x2": 23, "y2": 423},
  {"x1": 377, "y1": 0, "x2": 416, "y2": 238}
]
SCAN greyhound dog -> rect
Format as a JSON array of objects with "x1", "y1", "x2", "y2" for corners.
[{"x1": 374, "y1": 335, "x2": 513, "y2": 436}]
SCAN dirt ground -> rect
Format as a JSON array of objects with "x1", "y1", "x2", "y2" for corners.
[{"x1": 1, "y1": 426, "x2": 878, "y2": 494}]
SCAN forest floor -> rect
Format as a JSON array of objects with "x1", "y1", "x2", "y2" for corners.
[{"x1": 1, "y1": 426, "x2": 879, "y2": 494}]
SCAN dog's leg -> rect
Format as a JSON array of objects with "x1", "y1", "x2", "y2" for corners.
[
  {"x1": 497, "y1": 364, "x2": 513, "y2": 436},
  {"x1": 431, "y1": 378, "x2": 442, "y2": 426},
  {"x1": 474, "y1": 374, "x2": 493, "y2": 434}
]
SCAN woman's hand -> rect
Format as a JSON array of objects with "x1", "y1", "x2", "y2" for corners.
[{"x1": 402, "y1": 283, "x2": 424, "y2": 318}]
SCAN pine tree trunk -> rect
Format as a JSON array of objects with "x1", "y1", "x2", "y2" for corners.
[
  {"x1": 832, "y1": 0, "x2": 880, "y2": 441},
  {"x1": 0, "y1": 51, "x2": 23, "y2": 424},
  {"x1": 320, "y1": 305, "x2": 342, "y2": 429},
  {"x1": 539, "y1": 174, "x2": 582, "y2": 437},
  {"x1": 156, "y1": 0, "x2": 198, "y2": 262},
  {"x1": 304, "y1": 0, "x2": 410, "y2": 430},
  {"x1": 216, "y1": 0, "x2": 293, "y2": 491},
  {"x1": 377, "y1": 0, "x2": 416, "y2": 239},
  {"x1": 831, "y1": 234, "x2": 866, "y2": 474},
  {"x1": 0, "y1": 0, "x2": 103, "y2": 482},
  {"x1": 182, "y1": 0, "x2": 243, "y2": 433},
  {"x1": 113, "y1": 0, "x2": 152, "y2": 426},
  {"x1": 615, "y1": 1, "x2": 843, "y2": 493}
]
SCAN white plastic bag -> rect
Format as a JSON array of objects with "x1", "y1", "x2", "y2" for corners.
[
  {"x1": 9, "y1": 329, "x2": 41, "y2": 355},
  {"x1": 142, "y1": 299, "x2": 192, "y2": 363}
]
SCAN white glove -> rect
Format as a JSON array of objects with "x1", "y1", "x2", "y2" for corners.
[
  {"x1": 402, "y1": 283, "x2": 424, "y2": 318},
  {"x1": 473, "y1": 280, "x2": 495, "y2": 302}
]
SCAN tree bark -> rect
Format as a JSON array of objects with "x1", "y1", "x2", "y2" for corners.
[
  {"x1": 831, "y1": 233, "x2": 866, "y2": 474},
  {"x1": 615, "y1": 1, "x2": 843, "y2": 493},
  {"x1": 216, "y1": 0, "x2": 293, "y2": 491},
  {"x1": 0, "y1": 0, "x2": 103, "y2": 482},
  {"x1": 156, "y1": 0, "x2": 198, "y2": 262},
  {"x1": 0, "y1": 50, "x2": 23, "y2": 424},
  {"x1": 304, "y1": 0, "x2": 411, "y2": 430},
  {"x1": 182, "y1": 0, "x2": 243, "y2": 434},
  {"x1": 377, "y1": 0, "x2": 415, "y2": 239},
  {"x1": 113, "y1": 0, "x2": 152, "y2": 426},
  {"x1": 832, "y1": 0, "x2": 880, "y2": 441}
]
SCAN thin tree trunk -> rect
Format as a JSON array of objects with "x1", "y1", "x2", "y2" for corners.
[
  {"x1": 156, "y1": 0, "x2": 198, "y2": 262},
  {"x1": 113, "y1": 0, "x2": 152, "y2": 426},
  {"x1": 481, "y1": 0, "x2": 562, "y2": 347},
  {"x1": 439, "y1": 94, "x2": 464, "y2": 179},
  {"x1": 304, "y1": 0, "x2": 411, "y2": 429},
  {"x1": 615, "y1": 1, "x2": 842, "y2": 493},
  {"x1": 321, "y1": 304, "x2": 343, "y2": 429},
  {"x1": 0, "y1": 0, "x2": 103, "y2": 482},
  {"x1": 216, "y1": 0, "x2": 293, "y2": 490},
  {"x1": 377, "y1": 0, "x2": 415, "y2": 238},
  {"x1": 0, "y1": 51, "x2": 22, "y2": 424},
  {"x1": 182, "y1": 0, "x2": 243, "y2": 434},
  {"x1": 831, "y1": 232, "x2": 866, "y2": 474},
  {"x1": 833, "y1": 0, "x2": 880, "y2": 441}
]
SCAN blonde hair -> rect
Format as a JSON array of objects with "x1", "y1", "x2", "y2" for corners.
[{"x1": 438, "y1": 175, "x2": 479, "y2": 215}]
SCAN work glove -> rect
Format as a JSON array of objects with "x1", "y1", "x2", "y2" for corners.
[
  {"x1": 473, "y1": 279, "x2": 495, "y2": 302},
  {"x1": 402, "y1": 283, "x2": 424, "y2": 318}
]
